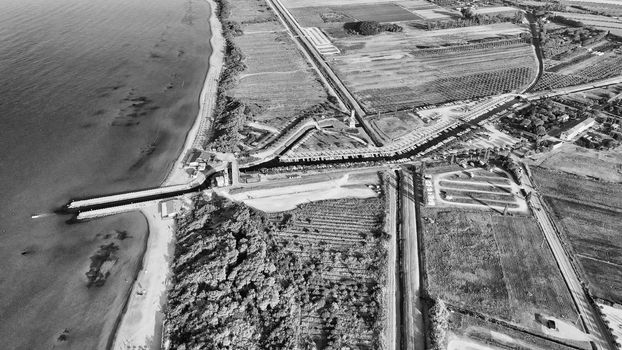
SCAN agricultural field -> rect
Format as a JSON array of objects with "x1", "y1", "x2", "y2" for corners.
[
  {"x1": 226, "y1": 0, "x2": 328, "y2": 132},
  {"x1": 558, "y1": 11, "x2": 622, "y2": 35},
  {"x1": 531, "y1": 143, "x2": 622, "y2": 182},
  {"x1": 566, "y1": 0, "x2": 622, "y2": 17},
  {"x1": 532, "y1": 22, "x2": 622, "y2": 92},
  {"x1": 325, "y1": 24, "x2": 536, "y2": 112},
  {"x1": 532, "y1": 167, "x2": 622, "y2": 304},
  {"x1": 426, "y1": 168, "x2": 528, "y2": 212},
  {"x1": 269, "y1": 197, "x2": 389, "y2": 349},
  {"x1": 532, "y1": 166, "x2": 622, "y2": 209},
  {"x1": 420, "y1": 209, "x2": 580, "y2": 334}
]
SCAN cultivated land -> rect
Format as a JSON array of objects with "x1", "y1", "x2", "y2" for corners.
[
  {"x1": 530, "y1": 143, "x2": 622, "y2": 182},
  {"x1": 420, "y1": 208, "x2": 580, "y2": 335},
  {"x1": 533, "y1": 19, "x2": 622, "y2": 92},
  {"x1": 533, "y1": 167, "x2": 622, "y2": 304},
  {"x1": 327, "y1": 24, "x2": 537, "y2": 112},
  {"x1": 269, "y1": 197, "x2": 389, "y2": 349},
  {"x1": 227, "y1": 0, "x2": 328, "y2": 132}
]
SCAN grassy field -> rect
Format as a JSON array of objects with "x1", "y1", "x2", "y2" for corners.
[
  {"x1": 535, "y1": 145, "x2": 622, "y2": 182},
  {"x1": 227, "y1": 0, "x2": 328, "y2": 131},
  {"x1": 533, "y1": 167, "x2": 622, "y2": 303},
  {"x1": 421, "y1": 209, "x2": 579, "y2": 333},
  {"x1": 325, "y1": 24, "x2": 536, "y2": 112},
  {"x1": 532, "y1": 167, "x2": 622, "y2": 209},
  {"x1": 542, "y1": 197, "x2": 622, "y2": 303}
]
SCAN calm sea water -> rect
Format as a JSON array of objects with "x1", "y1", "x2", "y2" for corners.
[{"x1": 0, "y1": 0, "x2": 211, "y2": 348}]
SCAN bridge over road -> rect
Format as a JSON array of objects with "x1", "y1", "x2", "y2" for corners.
[{"x1": 65, "y1": 172, "x2": 207, "y2": 213}]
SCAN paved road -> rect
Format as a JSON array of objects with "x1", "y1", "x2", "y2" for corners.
[
  {"x1": 399, "y1": 169, "x2": 424, "y2": 350},
  {"x1": 385, "y1": 172, "x2": 399, "y2": 350},
  {"x1": 521, "y1": 169, "x2": 614, "y2": 350}
]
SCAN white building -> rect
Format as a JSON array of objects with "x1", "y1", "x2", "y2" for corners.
[
  {"x1": 560, "y1": 117, "x2": 595, "y2": 141},
  {"x1": 161, "y1": 199, "x2": 181, "y2": 219}
]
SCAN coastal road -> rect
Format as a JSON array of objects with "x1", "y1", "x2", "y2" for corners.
[
  {"x1": 399, "y1": 169, "x2": 424, "y2": 350},
  {"x1": 521, "y1": 168, "x2": 615, "y2": 350}
]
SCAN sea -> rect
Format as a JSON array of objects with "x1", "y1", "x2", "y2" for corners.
[{"x1": 0, "y1": 0, "x2": 211, "y2": 348}]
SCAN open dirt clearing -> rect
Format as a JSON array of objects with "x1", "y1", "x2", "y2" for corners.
[
  {"x1": 326, "y1": 24, "x2": 536, "y2": 112},
  {"x1": 448, "y1": 313, "x2": 587, "y2": 350},
  {"x1": 421, "y1": 209, "x2": 580, "y2": 334},
  {"x1": 222, "y1": 170, "x2": 381, "y2": 212}
]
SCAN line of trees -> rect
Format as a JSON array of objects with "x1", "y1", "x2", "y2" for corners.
[{"x1": 344, "y1": 21, "x2": 403, "y2": 36}]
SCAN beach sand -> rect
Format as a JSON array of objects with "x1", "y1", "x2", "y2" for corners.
[{"x1": 110, "y1": 0, "x2": 224, "y2": 348}]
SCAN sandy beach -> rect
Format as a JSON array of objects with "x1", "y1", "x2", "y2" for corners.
[{"x1": 111, "y1": 0, "x2": 224, "y2": 348}]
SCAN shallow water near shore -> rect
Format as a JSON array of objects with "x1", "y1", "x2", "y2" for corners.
[{"x1": 0, "y1": 0, "x2": 211, "y2": 348}]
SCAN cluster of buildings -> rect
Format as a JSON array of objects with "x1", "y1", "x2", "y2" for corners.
[{"x1": 560, "y1": 117, "x2": 596, "y2": 141}]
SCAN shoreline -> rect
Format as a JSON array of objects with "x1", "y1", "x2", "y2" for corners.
[
  {"x1": 162, "y1": 0, "x2": 224, "y2": 188},
  {"x1": 110, "y1": 0, "x2": 225, "y2": 348},
  {"x1": 105, "y1": 212, "x2": 151, "y2": 350}
]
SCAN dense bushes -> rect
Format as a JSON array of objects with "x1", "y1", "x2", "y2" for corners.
[
  {"x1": 344, "y1": 21, "x2": 403, "y2": 35},
  {"x1": 205, "y1": 0, "x2": 248, "y2": 153}
]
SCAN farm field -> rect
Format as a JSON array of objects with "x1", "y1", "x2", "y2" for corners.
[
  {"x1": 269, "y1": 197, "x2": 389, "y2": 349},
  {"x1": 227, "y1": 0, "x2": 328, "y2": 132},
  {"x1": 544, "y1": 198, "x2": 622, "y2": 304},
  {"x1": 533, "y1": 167, "x2": 622, "y2": 303},
  {"x1": 531, "y1": 143, "x2": 622, "y2": 182},
  {"x1": 558, "y1": 12, "x2": 622, "y2": 35},
  {"x1": 427, "y1": 168, "x2": 528, "y2": 212},
  {"x1": 420, "y1": 209, "x2": 580, "y2": 334},
  {"x1": 532, "y1": 166, "x2": 622, "y2": 209},
  {"x1": 533, "y1": 18, "x2": 622, "y2": 92},
  {"x1": 325, "y1": 24, "x2": 537, "y2": 112}
]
